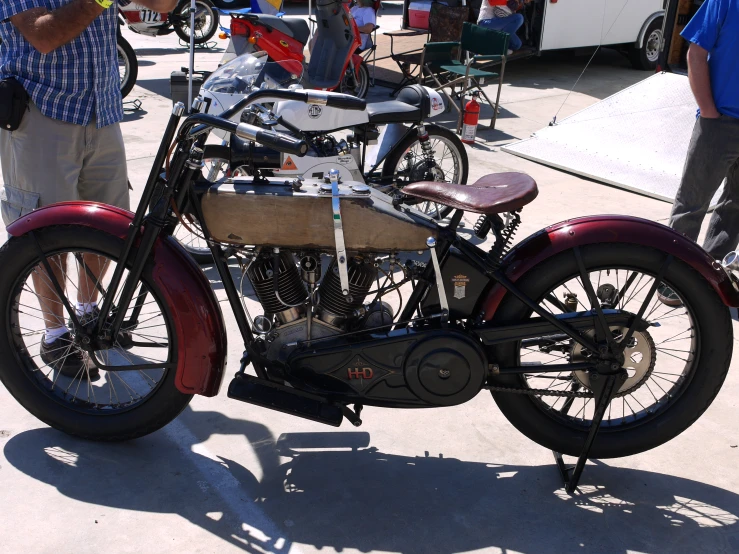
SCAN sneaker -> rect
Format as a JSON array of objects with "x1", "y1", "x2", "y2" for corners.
[
  {"x1": 40, "y1": 332, "x2": 99, "y2": 380},
  {"x1": 657, "y1": 284, "x2": 682, "y2": 307},
  {"x1": 69, "y1": 307, "x2": 134, "y2": 349}
]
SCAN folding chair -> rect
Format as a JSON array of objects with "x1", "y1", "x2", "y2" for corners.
[
  {"x1": 384, "y1": 2, "x2": 468, "y2": 96},
  {"x1": 421, "y1": 22, "x2": 509, "y2": 132}
]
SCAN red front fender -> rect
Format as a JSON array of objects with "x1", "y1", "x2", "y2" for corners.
[
  {"x1": 7, "y1": 202, "x2": 228, "y2": 397},
  {"x1": 481, "y1": 215, "x2": 739, "y2": 319}
]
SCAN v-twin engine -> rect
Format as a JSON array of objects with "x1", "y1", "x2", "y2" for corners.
[
  {"x1": 243, "y1": 248, "x2": 488, "y2": 408},
  {"x1": 246, "y1": 249, "x2": 385, "y2": 361}
]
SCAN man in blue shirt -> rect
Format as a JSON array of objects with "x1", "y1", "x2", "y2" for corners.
[
  {"x1": 662, "y1": 0, "x2": 739, "y2": 305},
  {"x1": 0, "y1": 0, "x2": 175, "y2": 376},
  {"x1": 668, "y1": 3, "x2": 739, "y2": 252}
]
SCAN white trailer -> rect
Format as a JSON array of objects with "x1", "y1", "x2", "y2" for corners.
[{"x1": 402, "y1": 0, "x2": 666, "y2": 70}]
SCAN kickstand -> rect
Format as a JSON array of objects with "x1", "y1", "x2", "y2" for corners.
[
  {"x1": 123, "y1": 99, "x2": 142, "y2": 112},
  {"x1": 552, "y1": 369, "x2": 627, "y2": 494}
]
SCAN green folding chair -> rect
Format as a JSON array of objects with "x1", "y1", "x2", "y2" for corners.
[{"x1": 421, "y1": 22, "x2": 509, "y2": 132}]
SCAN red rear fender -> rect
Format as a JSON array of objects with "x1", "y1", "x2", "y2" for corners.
[
  {"x1": 481, "y1": 215, "x2": 739, "y2": 318},
  {"x1": 7, "y1": 202, "x2": 228, "y2": 397}
]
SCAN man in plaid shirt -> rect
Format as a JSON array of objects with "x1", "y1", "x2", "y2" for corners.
[{"x1": 0, "y1": 0, "x2": 175, "y2": 377}]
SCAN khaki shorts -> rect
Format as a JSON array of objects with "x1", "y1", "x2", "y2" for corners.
[{"x1": 0, "y1": 101, "x2": 129, "y2": 226}]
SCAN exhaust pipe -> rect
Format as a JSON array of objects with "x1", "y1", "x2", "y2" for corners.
[{"x1": 721, "y1": 251, "x2": 739, "y2": 280}]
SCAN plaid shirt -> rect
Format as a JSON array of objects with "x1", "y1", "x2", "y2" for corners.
[{"x1": 0, "y1": 1, "x2": 123, "y2": 128}]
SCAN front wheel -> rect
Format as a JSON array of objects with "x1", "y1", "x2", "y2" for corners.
[
  {"x1": 117, "y1": 34, "x2": 138, "y2": 99},
  {"x1": 0, "y1": 226, "x2": 192, "y2": 441},
  {"x1": 380, "y1": 124, "x2": 469, "y2": 220},
  {"x1": 488, "y1": 243, "x2": 732, "y2": 458},
  {"x1": 172, "y1": 0, "x2": 219, "y2": 45}
]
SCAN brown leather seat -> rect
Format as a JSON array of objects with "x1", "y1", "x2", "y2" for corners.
[{"x1": 403, "y1": 173, "x2": 539, "y2": 215}]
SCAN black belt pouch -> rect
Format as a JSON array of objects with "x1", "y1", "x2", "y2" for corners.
[{"x1": 0, "y1": 78, "x2": 29, "y2": 131}]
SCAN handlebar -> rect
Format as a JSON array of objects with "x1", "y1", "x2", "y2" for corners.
[
  {"x1": 178, "y1": 115, "x2": 308, "y2": 157},
  {"x1": 241, "y1": 125, "x2": 309, "y2": 157},
  {"x1": 220, "y1": 88, "x2": 367, "y2": 121},
  {"x1": 180, "y1": 87, "x2": 365, "y2": 156}
]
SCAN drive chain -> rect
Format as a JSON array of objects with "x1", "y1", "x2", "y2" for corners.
[{"x1": 486, "y1": 385, "x2": 594, "y2": 398}]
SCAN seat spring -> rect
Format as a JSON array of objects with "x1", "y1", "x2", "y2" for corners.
[{"x1": 489, "y1": 210, "x2": 521, "y2": 262}]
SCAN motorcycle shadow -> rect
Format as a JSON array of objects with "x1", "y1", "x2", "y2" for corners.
[{"x1": 4, "y1": 407, "x2": 739, "y2": 554}]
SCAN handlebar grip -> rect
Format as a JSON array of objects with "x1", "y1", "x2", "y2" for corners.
[
  {"x1": 254, "y1": 129, "x2": 308, "y2": 157},
  {"x1": 324, "y1": 94, "x2": 367, "y2": 111}
]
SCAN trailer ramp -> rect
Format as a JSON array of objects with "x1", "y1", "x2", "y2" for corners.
[{"x1": 503, "y1": 72, "x2": 721, "y2": 204}]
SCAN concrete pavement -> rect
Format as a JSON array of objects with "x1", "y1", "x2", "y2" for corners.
[{"x1": 1, "y1": 11, "x2": 738, "y2": 554}]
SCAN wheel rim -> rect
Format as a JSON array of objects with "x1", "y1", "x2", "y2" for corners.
[
  {"x1": 179, "y1": 1, "x2": 215, "y2": 41},
  {"x1": 174, "y1": 220, "x2": 210, "y2": 256},
  {"x1": 517, "y1": 266, "x2": 698, "y2": 430},
  {"x1": 390, "y1": 135, "x2": 464, "y2": 220},
  {"x1": 173, "y1": 155, "x2": 241, "y2": 257},
  {"x1": 646, "y1": 29, "x2": 662, "y2": 63},
  {"x1": 117, "y1": 44, "x2": 130, "y2": 90},
  {"x1": 9, "y1": 248, "x2": 174, "y2": 414},
  {"x1": 340, "y1": 66, "x2": 367, "y2": 98}
]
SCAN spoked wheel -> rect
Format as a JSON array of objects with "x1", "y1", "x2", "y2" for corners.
[
  {"x1": 0, "y1": 226, "x2": 192, "y2": 441},
  {"x1": 489, "y1": 243, "x2": 732, "y2": 458},
  {"x1": 173, "y1": 0, "x2": 219, "y2": 45},
  {"x1": 339, "y1": 61, "x2": 370, "y2": 99},
  {"x1": 381, "y1": 124, "x2": 468, "y2": 220},
  {"x1": 172, "y1": 145, "x2": 249, "y2": 264},
  {"x1": 117, "y1": 34, "x2": 138, "y2": 99}
]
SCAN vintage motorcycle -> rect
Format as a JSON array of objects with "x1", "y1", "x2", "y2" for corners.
[
  {"x1": 119, "y1": 0, "x2": 220, "y2": 45},
  {"x1": 176, "y1": 57, "x2": 465, "y2": 262},
  {"x1": 0, "y1": 64, "x2": 736, "y2": 492}
]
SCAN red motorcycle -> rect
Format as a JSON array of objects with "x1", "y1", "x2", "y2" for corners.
[
  {"x1": 0, "y1": 75, "x2": 736, "y2": 493},
  {"x1": 227, "y1": 0, "x2": 369, "y2": 97}
]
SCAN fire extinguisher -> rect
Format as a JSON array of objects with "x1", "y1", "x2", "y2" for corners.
[{"x1": 461, "y1": 91, "x2": 480, "y2": 145}]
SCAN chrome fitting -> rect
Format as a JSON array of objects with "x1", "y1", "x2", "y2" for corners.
[{"x1": 172, "y1": 102, "x2": 185, "y2": 116}]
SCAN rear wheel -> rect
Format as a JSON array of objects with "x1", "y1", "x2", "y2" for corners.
[
  {"x1": 0, "y1": 226, "x2": 192, "y2": 441},
  {"x1": 629, "y1": 18, "x2": 663, "y2": 71},
  {"x1": 117, "y1": 34, "x2": 138, "y2": 99},
  {"x1": 340, "y1": 61, "x2": 370, "y2": 99},
  {"x1": 173, "y1": 0, "x2": 219, "y2": 45},
  {"x1": 380, "y1": 124, "x2": 469, "y2": 220},
  {"x1": 489, "y1": 243, "x2": 732, "y2": 458}
]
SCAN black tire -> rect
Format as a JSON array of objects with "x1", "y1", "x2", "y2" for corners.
[
  {"x1": 629, "y1": 18, "x2": 663, "y2": 71},
  {"x1": 489, "y1": 243, "x2": 732, "y2": 458},
  {"x1": 172, "y1": 144, "x2": 232, "y2": 264},
  {"x1": 117, "y1": 34, "x2": 138, "y2": 99},
  {"x1": 0, "y1": 226, "x2": 193, "y2": 441},
  {"x1": 381, "y1": 124, "x2": 469, "y2": 219},
  {"x1": 173, "y1": 0, "x2": 219, "y2": 45},
  {"x1": 340, "y1": 61, "x2": 370, "y2": 99}
]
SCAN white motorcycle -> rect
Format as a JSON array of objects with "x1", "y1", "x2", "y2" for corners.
[
  {"x1": 177, "y1": 57, "x2": 468, "y2": 262},
  {"x1": 118, "y1": 0, "x2": 220, "y2": 45}
]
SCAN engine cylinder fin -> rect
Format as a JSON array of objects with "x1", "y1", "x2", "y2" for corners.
[
  {"x1": 246, "y1": 250, "x2": 308, "y2": 319},
  {"x1": 317, "y1": 257, "x2": 377, "y2": 324}
]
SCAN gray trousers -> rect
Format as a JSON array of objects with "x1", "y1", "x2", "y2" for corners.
[
  {"x1": 670, "y1": 115, "x2": 739, "y2": 260},
  {"x1": 1, "y1": 101, "x2": 129, "y2": 227}
]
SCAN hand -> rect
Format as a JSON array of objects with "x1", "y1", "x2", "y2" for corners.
[{"x1": 700, "y1": 108, "x2": 721, "y2": 119}]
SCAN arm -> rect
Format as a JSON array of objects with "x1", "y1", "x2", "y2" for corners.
[
  {"x1": 135, "y1": 0, "x2": 178, "y2": 12},
  {"x1": 357, "y1": 23, "x2": 375, "y2": 34},
  {"x1": 687, "y1": 43, "x2": 720, "y2": 118},
  {"x1": 10, "y1": 0, "x2": 105, "y2": 55}
]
